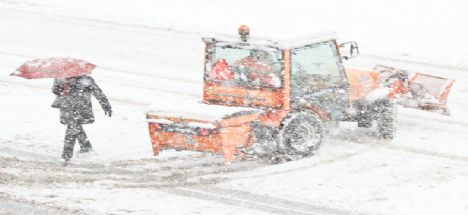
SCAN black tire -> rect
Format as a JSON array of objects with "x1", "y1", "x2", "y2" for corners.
[
  {"x1": 356, "y1": 101, "x2": 373, "y2": 128},
  {"x1": 278, "y1": 112, "x2": 323, "y2": 157},
  {"x1": 376, "y1": 100, "x2": 396, "y2": 139}
]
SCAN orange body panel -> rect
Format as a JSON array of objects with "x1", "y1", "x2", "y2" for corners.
[
  {"x1": 152, "y1": 130, "x2": 223, "y2": 153},
  {"x1": 203, "y1": 82, "x2": 284, "y2": 108},
  {"x1": 282, "y1": 50, "x2": 291, "y2": 110},
  {"x1": 257, "y1": 109, "x2": 289, "y2": 127},
  {"x1": 345, "y1": 68, "x2": 381, "y2": 102}
]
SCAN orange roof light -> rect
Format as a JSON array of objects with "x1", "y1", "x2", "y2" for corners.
[{"x1": 238, "y1": 25, "x2": 250, "y2": 42}]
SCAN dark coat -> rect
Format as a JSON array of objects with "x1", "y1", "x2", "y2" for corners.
[{"x1": 52, "y1": 75, "x2": 111, "y2": 125}]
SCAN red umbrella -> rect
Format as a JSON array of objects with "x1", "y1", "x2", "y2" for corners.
[{"x1": 10, "y1": 58, "x2": 96, "y2": 79}]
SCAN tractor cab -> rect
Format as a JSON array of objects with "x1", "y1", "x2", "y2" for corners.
[{"x1": 202, "y1": 27, "x2": 350, "y2": 121}]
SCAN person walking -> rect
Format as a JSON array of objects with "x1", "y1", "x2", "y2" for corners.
[{"x1": 51, "y1": 75, "x2": 112, "y2": 164}]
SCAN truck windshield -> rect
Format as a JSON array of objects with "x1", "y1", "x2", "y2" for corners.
[{"x1": 206, "y1": 44, "x2": 283, "y2": 89}]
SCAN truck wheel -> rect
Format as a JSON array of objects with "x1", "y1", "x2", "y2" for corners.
[
  {"x1": 278, "y1": 112, "x2": 323, "y2": 157},
  {"x1": 376, "y1": 100, "x2": 396, "y2": 139},
  {"x1": 356, "y1": 102, "x2": 373, "y2": 128}
]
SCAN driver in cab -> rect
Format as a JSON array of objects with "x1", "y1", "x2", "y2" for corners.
[{"x1": 234, "y1": 49, "x2": 281, "y2": 88}]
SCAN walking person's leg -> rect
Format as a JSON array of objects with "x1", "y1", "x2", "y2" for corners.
[
  {"x1": 62, "y1": 123, "x2": 79, "y2": 161},
  {"x1": 77, "y1": 124, "x2": 92, "y2": 152}
]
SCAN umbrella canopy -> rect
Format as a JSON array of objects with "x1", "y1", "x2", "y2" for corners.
[{"x1": 11, "y1": 58, "x2": 96, "y2": 79}]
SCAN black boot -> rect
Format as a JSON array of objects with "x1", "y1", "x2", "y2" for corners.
[{"x1": 79, "y1": 145, "x2": 93, "y2": 153}]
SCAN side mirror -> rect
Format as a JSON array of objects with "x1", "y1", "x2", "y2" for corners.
[{"x1": 339, "y1": 41, "x2": 359, "y2": 60}]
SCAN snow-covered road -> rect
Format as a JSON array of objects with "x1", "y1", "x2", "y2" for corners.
[{"x1": 1, "y1": 1, "x2": 468, "y2": 214}]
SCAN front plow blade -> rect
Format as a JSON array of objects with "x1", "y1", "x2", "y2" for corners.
[{"x1": 374, "y1": 65, "x2": 455, "y2": 115}]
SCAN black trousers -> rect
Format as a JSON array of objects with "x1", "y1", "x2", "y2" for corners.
[{"x1": 62, "y1": 123, "x2": 92, "y2": 160}]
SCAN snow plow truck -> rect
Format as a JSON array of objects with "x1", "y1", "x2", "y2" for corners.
[{"x1": 146, "y1": 25, "x2": 454, "y2": 163}]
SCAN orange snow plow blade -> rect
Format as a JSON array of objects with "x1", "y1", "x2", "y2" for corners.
[
  {"x1": 146, "y1": 102, "x2": 264, "y2": 163},
  {"x1": 374, "y1": 65, "x2": 455, "y2": 115}
]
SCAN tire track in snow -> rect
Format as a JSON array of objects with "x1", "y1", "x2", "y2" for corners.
[
  {"x1": 0, "y1": 151, "x2": 265, "y2": 188},
  {"x1": 329, "y1": 131, "x2": 468, "y2": 164},
  {"x1": 0, "y1": 194, "x2": 86, "y2": 215},
  {"x1": 355, "y1": 139, "x2": 468, "y2": 164},
  {"x1": 215, "y1": 142, "x2": 377, "y2": 182},
  {"x1": 384, "y1": 144, "x2": 468, "y2": 163},
  {"x1": 208, "y1": 133, "x2": 468, "y2": 183},
  {"x1": 398, "y1": 111, "x2": 468, "y2": 130},
  {"x1": 167, "y1": 186, "x2": 366, "y2": 215}
]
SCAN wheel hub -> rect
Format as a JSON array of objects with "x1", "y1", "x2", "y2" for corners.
[{"x1": 285, "y1": 122, "x2": 318, "y2": 153}]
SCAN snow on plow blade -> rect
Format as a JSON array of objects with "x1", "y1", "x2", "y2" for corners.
[{"x1": 374, "y1": 65, "x2": 455, "y2": 115}]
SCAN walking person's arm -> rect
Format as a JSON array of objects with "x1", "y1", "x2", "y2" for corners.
[{"x1": 85, "y1": 76, "x2": 112, "y2": 117}]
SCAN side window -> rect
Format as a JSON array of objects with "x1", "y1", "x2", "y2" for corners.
[{"x1": 291, "y1": 41, "x2": 344, "y2": 90}]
